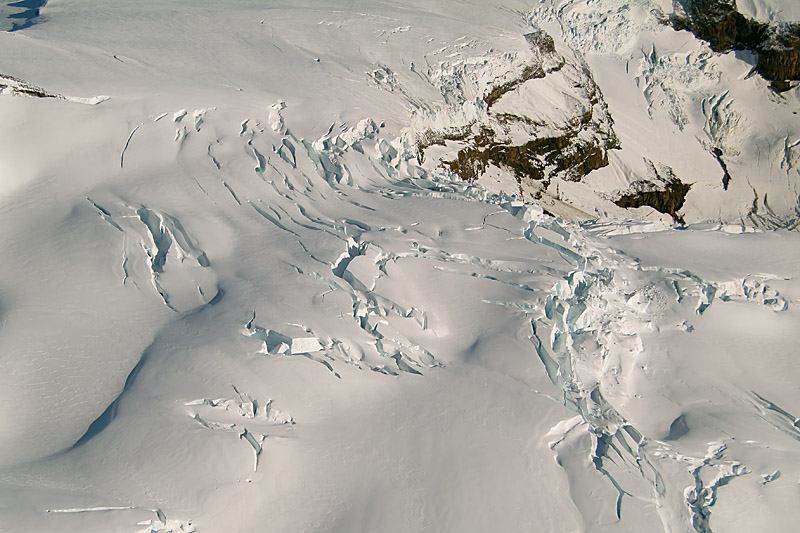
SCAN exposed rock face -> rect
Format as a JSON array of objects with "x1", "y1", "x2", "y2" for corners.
[
  {"x1": 674, "y1": 0, "x2": 765, "y2": 51},
  {"x1": 758, "y1": 31, "x2": 800, "y2": 82},
  {"x1": 712, "y1": 147, "x2": 732, "y2": 191},
  {"x1": 483, "y1": 32, "x2": 560, "y2": 108},
  {"x1": 444, "y1": 113, "x2": 613, "y2": 184},
  {"x1": 614, "y1": 160, "x2": 692, "y2": 223},
  {"x1": 419, "y1": 30, "x2": 619, "y2": 191},
  {"x1": 672, "y1": 0, "x2": 800, "y2": 87}
]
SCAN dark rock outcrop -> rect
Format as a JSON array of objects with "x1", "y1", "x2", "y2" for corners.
[
  {"x1": 444, "y1": 112, "x2": 613, "y2": 184},
  {"x1": 420, "y1": 30, "x2": 618, "y2": 189},
  {"x1": 672, "y1": 0, "x2": 800, "y2": 88},
  {"x1": 614, "y1": 161, "x2": 692, "y2": 223},
  {"x1": 484, "y1": 33, "x2": 562, "y2": 109}
]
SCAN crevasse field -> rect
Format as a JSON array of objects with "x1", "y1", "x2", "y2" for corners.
[{"x1": 0, "y1": 1, "x2": 799, "y2": 532}]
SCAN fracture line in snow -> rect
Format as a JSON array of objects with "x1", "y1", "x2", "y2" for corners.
[
  {"x1": 45, "y1": 506, "x2": 171, "y2": 527},
  {"x1": 46, "y1": 506, "x2": 134, "y2": 513},
  {"x1": 120, "y1": 124, "x2": 142, "y2": 169}
]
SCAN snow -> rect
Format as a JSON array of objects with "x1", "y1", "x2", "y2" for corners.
[
  {"x1": 527, "y1": 0, "x2": 800, "y2": 227},
  {"x1": 0, "y1": 1, "x2": 799, "y2": 532},
  {"x1": 737, "y1": 0, "x2": 800, "y2": 22}
]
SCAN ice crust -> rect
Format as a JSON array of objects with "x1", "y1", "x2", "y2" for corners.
[{"x1": 0, "y1": 1, "x2": 798, "y2": 532}]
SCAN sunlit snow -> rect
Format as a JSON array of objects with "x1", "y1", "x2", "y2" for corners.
[{"x1": 0, "y1": 1, "x2": 798, "y2": 532}]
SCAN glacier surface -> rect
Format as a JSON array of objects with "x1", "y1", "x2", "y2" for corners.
[{"x1": 0, "y1": 1, "x2": 798, "y2": 532}]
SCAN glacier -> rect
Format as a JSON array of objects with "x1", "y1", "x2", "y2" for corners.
[{"x1": 0, "y1": 1, "x2": 798, "y2": 532}]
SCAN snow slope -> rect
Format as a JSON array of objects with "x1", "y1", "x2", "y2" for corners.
[
  {"x1": 0, "y1": 1, "x2": 799, "y2": 532},
  {"x1": 737, "y1": 0, "x2": 800, "y2": 23}
]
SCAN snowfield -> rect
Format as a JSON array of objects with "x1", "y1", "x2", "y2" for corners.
[
  {"x1": 0, "y1": 1, "x2": 798, "y2": 532},
  {"x1": 737, "y1": 0, "x2": 800, "y2": 22}
]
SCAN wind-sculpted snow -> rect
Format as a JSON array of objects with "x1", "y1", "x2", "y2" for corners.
[{"x1": 0, "y1": 2, "x2": 799, "y2": 532}]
